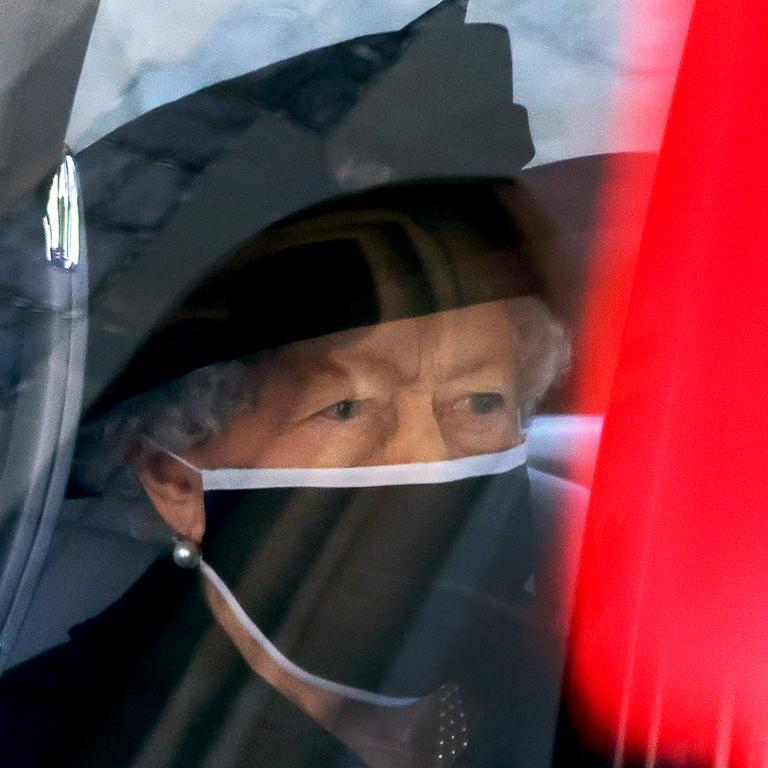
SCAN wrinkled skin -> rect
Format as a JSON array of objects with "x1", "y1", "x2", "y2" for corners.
[{"x1": 139, "y1": 299, "x2": 523, "y2": 541}]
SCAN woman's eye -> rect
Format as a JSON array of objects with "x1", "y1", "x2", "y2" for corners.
[
  {"x1": 317, "y1": 399, "x2": 362, "y2": 421},
  {"x1": 465, "y1": 392, "x2": 505, "y2": 415}
]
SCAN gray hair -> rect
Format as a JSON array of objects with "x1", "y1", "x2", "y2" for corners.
[{"x1": 73, "y1": 296, "x2": 569, "y2": 497}]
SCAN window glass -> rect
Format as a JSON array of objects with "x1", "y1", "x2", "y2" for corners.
[{"x1": 0, "y1": 2, "x2": 694, "y2": 767}]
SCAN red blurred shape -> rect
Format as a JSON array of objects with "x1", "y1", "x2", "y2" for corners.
[{"x1": 567, "y1": 0, "x2": 768, "y2": 765}]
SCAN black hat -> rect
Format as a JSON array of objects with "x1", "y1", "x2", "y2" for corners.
[
  {"x1": 79, "y1": 0, "x2": 542, "y2": 418},
  {"x1": 89, "y1": 178, "x2": 558, "y2": 417},
  {"x1": 77, "y1": 0, "x2": 651, "y2": 420}
]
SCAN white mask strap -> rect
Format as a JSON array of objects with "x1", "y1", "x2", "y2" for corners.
[
  {"x1": 143, "y1": 437, "x2": 203, "y2": 474},
  {"x1": 143, "y1": 437, "x2": 527, "y2": 491},
  {"x1": 199, "y1": 559, "x2": 470, "y2": 767}
]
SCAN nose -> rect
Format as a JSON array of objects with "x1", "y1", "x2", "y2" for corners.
[{"x1": 377, "y1": 391, "x2": 451, "y2": 465}]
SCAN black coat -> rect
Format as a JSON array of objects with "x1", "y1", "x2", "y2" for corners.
[{"x1": 1, "y1": 475, "x2": 568, "y2": 768}]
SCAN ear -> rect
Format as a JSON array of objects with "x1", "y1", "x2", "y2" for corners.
[{"x1": 138, "y1": 452, "x2": 206, "y2": 543}]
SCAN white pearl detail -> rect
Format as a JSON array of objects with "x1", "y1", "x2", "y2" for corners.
[{"x1": 172, "y1": 539, "x2": 201, "y2": 568}]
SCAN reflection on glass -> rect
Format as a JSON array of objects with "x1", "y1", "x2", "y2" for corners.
[{"x1": 43, "y1": 153, "x2": 81, "y2": 271}]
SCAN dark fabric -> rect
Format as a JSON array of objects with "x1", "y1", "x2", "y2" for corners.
[
  {"x1": 86, "y1": 180, "x2": 543, "y2": 419},
  {"x1": 201, "y1": 468, "x2": 534, "y2": 693},
  {"x1": 0, "y1": 466, "x2": 566, "y2": 767}
]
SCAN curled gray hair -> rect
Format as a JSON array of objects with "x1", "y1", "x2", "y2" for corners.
[
  {"x1": 73, "y1": 296, "x2": 569, "y2": 497},
  {"x1": 73, "y1": 361, "x2": 251, "y2": 497}
]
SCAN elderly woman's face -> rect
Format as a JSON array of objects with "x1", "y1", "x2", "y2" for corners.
[
  {"x1": 190, "y1": 299, "x2": 521, "y2": 468},
  {"x1": 140, "y1": 299, "x2": 522, "y2": 540}
]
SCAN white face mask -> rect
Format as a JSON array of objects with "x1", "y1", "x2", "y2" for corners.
[
  {"x1": 157, "y1": 441, "x2": 527, "y2": 491},
  {"x1": 150, "y1": 444, "x2": 531, "y2": 768}
]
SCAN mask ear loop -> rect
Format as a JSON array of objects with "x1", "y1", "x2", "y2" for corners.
[
  {"x1": 199, "y1": 559, "x2": 472, "y2": 768},
  {"x1": 141, "y1": 436, "x2": 204, "y2": 473}
]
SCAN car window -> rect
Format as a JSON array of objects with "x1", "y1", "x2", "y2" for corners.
[{"x1": 0, "y1": 3, "x2": 697, "y2": 768}]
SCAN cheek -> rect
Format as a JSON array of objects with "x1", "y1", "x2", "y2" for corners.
[
  {"x1": 193, "y1": 402, "x2": 286, "y2": 468},
  {"x1": 437, "y1": 408, "x2": 521, "y2": 456}
]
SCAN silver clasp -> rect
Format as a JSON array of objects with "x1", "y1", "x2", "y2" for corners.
[{"x1": 43, "y1": 152, "x2": 81, "y2": 271}]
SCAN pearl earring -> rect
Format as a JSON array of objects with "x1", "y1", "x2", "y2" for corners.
[{"x1": 172, "y1": 539, "x2": 201, "y2": 569}]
